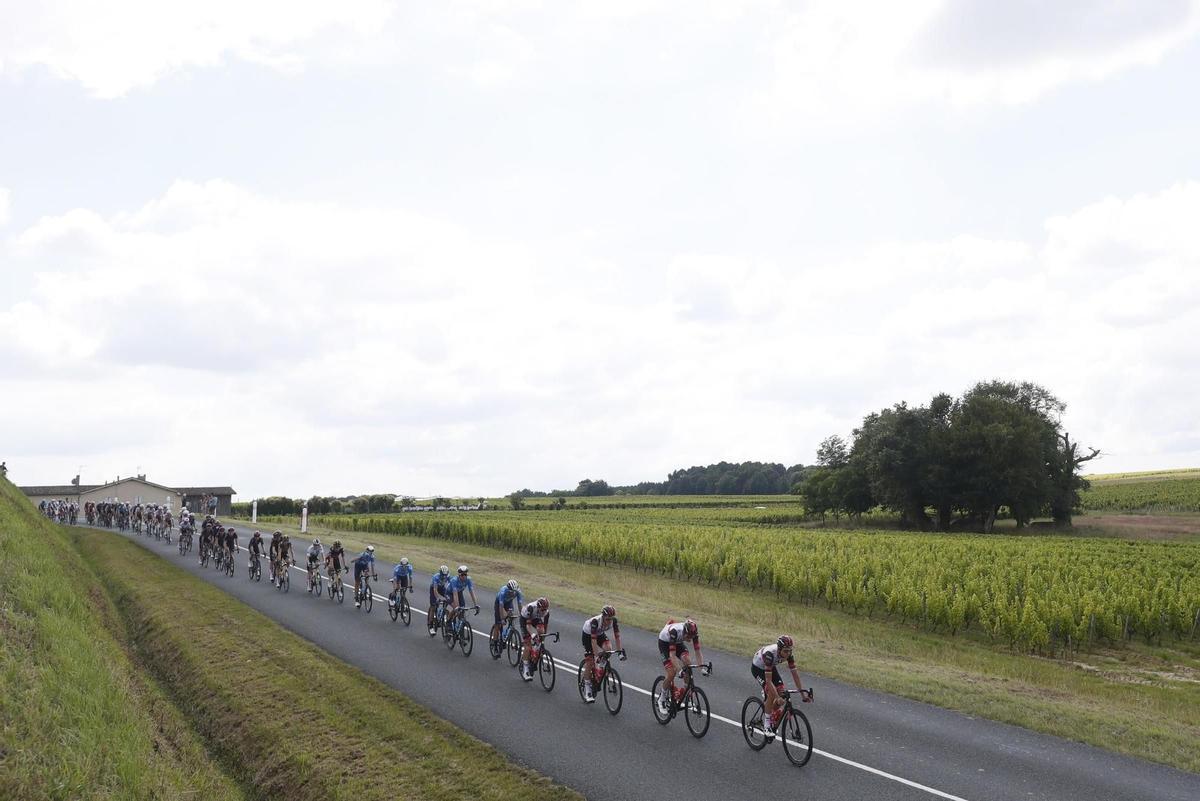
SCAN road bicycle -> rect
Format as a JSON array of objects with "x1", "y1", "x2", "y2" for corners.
[
  {"x1": 163, "y1": 526, "x2": 172, "y2": 545},
  {"x1": 224, "y1": 548, "x2": 236, "y2": 577},
  {"x1": 354, "y1": 573, "x2": 375, "y2": 612},
  {"x1": 490, "y1": 614, "x2": 522, "y2": 665},
  {"x1": 275, "y1": 560, "x2": 291, "y2": 592},
  {"x1": 199, "y1": 540, "x2": 210, "y2": 568},
  {"x1": 521, "y1": 631, "x2": 558, "y2": 692},
  {"x1": 652, "y1": 662, "x2": 712, "y2": 738},
  {"x1": 307, "y1": 562, "x2": 324, "y2": 596},
  {"x1": 429, "y1": 599, "x2": 449, "y2": 638},
  {"x1": 248, "y1": 551, "x2": 262, "y2": 582},
  {"x1": 444, "y1": 605, "x2": 479, "y2": 656},
  {"x1": 741, "y1": 687, "x2": 814, "y2": 767},
  {"x1": 327, "y1": 565, "x2": 345, "y2": 603},
  {"x1": 577, "y1": 649, "x2": 625, "y2": 714},
  {"x1": 388, "y1": 585, "x2": 411, "y2": 625},
  {"x1": 179, "y1": 531, "x2": 192, "y2": 556}
]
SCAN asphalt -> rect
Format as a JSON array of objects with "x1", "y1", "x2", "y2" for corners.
[{"x1": 89, "y1": 523, "x2": 1200, "y2": 801}]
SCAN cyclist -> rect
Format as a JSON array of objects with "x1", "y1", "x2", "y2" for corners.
[
  {"x1": 752, "y1": 635, "x2": 810, "y2": 741},
  {"x1": 491, "y1": 579, "x2": 523, "y2": 644},
  {"x1": 268, "y1": 530, "x2": 284, "y2": 581},
  {"x1": 389, "y1": 557, "x2": 413, "y2": 609},
  {"x1": 518, "y1": 597, "x2": 551, "y2": 681},
  {"x1": 581, "y1": 605, "x2": 624, "y2": 703},
  {"x1": 222, "y1": 525, "x2": 239, "y2": 566},
  {"x1": 353, "y1": 545, "x2": 378, "y2": 608},
  {"x1": 427, "y1": 565, "x2": 452, "y2": 635},
  {"x1": 305, "y1": 538, "x2": 325, "y2": 591},
  {"x1": 446, "y1": 565, "x2": 478, "y2": 629},
  {"x1": 275, "y1": 534, "x2": 295, "y2": 587},
  {"x1": 325, "y1": 539, "x2": 347, "y2": 585},
  {"x1": 247, "y1": 530, "x2": 265, "y2": 571},
  {"x1": 657, "y1": 618, "x2": 703, "y2": 714}
]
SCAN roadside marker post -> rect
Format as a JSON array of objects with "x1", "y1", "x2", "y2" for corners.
[
  {"x1": 301, "y1": 503, "x2": 308, "y2": 534},
  {"x1": 252, "y1": 499, "x2": 258, "y2": 524}
]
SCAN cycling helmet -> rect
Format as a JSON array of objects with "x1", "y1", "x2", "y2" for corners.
[
  {"x1": 399, "y1": 557, "x2": 409, "y2": 566},
  {"x1": 777, "y1": 635, "x2": 794, "y2": 650},
  {"x1": 536, "y1": 597, "x2": 549, "y2": 611},
  {"x1": 366, "y1": 545, "x2": 375, "y2": 553},
  {"x1": 457, "y1": 564, "x2": 469, "y2": 574},
  {"x1": 313, "y1": 538, "x2": 320, "y2": 545},
  {"x1": 439, "y1": 565, "x2": 449, "y2": 576},
  {"x1": 602, "y1": 605, "x2": 616, "y2": 618},
  {"x1": 506, "y1": 579, "x2": 519, "y2": 592},
  {"x1": 333, "y1": 540, "x2": 341, "y2": 547},
  {"x1": 683, "y1": 618, "x2": 698, "y2": 637}
]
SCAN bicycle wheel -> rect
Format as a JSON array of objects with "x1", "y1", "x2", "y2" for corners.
[
  {"x1": 576, "y1": 661, "x2": 589, "y2": 703},
  {"x1": 538, "y1": 651, "x2": 555, "y2": 692},
  {"x1": 488, "y1": 630, "x2": 502, "y2": 659},
  {"x1": 281, "y1": 571, "x2": 290, "y2": 593},
  {"x1": 781, "y1": 708, "x2": 814, "y2": 767},
  {"x1": 445, "y1": 620, "x2": 458, "y2": 649},
  {"x1": 684, "y1": 686, "x2": 710, "y2": 738},
  {"x1": 741, "y1": 697, "x2": 769, "y2": 751},
  {"x1": 603, "y1": 668, "x2": 623, "y2": 715},
  {"x1": 651, "y1": 677, "x2": 672, "y2": 725},
  {"x1": 335, "y1": 581, "x2": 344, "y2": 604},
  {"x1": 389, "y1": 594, "x2": 400, "y2": 622},
  {"x1": 506, "y1": 630, "x2": 521, "y2": 667},
  {"x1": 399, "y1": 594, "x2": 411, "y2": 625},
  {"x1": 459, "y1": 621, "x2": 473, "y2": 656},
  {"x1": 314, "y1": 572, "x2": 323, "y2": 596},
  {"x1": 363, "y1": 585, "x2": 373, "y2": 613}
]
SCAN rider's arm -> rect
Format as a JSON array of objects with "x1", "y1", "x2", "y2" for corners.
[
  {"x1": 693, "y1": 637, "x2": 703, "y2": 667},
  {"x1": 613, "y1": 620, "x2": 623, "y2": 652}
]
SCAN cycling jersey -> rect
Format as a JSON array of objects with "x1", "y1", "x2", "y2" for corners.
[
  {"x1": 306, "y1": 544, "x2": 324, "y2": 561},
  {"x1": 752, "y1": 644, "x2": 795, "y2": 671},
  {"x1": 448, "y1": 575, "x2": 473, "y2": 594},
  {"x1": 496, "y1": 585, "x2": 523, "y2": 607},
  {"x1": 353, "y1": 551, "x2": 375, "y2": 569},
  {"x1": 328, "y1": 546, "x2": 345, "y2": 568},
  {"x1": 248, "y1": 537, "x2": 264, "y2": 554},
  {"x1": 659, "y1": 621, "x2": 699, "y2": 646},
  {"x1": 520, "y1": 601, "x2": 548, "y2": 624},
  {"x1": 582, "y1": 614, "x2": 619, "y2": 637},
  {"x1": 392, "y1": 563, "x2": 413, "y2": 581},
  {"x1": 269, "y1": 537, "x2": 282, "y2": 555}
]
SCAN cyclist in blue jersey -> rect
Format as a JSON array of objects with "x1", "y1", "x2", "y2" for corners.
[
  {"x1": 490, "y1": 579, "x2": 523, "y2": 643},
  {"x1": 389, "y1": 557, "x2": 413, "y2": 609},
  {"x1": 446, "y1": 565, "x2": 479, "y2": 629},
  {"x1": 427, "y1": 565, "x2": 452, "y2": 635},
  {"x1": 353, "y1": 545, "x2": 378, "y2": 609}
]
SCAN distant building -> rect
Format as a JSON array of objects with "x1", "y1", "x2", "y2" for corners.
[{"x1": 19, "y1": 476, "x2": 236, "y2": 516}]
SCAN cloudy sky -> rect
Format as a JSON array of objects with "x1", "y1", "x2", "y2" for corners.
[{"x1": 2, "y1": 1, "x2": 1199, "y2": 498}]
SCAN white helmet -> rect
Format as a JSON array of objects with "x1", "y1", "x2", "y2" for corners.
[
  {"x1": 506, "y1": 579, "x2": 519, "y2": 592},
  {"x1": 399, "y1": 557, "x2": 409, "y2": 566},
  {"x1": 366, "y1": 545, "x2": 375, "y2": 553},
  {"x1": 439, "y1": 565, "x2": 449, "y2": 576},
  {"x1": 313, "y1": 538, "x2": 320, "y2": 545},
  {"x1": 457, "y1": 564, "x2": 469, "y2": 575}
]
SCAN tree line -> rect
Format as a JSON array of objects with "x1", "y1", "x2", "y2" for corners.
[
  {"x1": 796, "y1": 381, "x2": 1098, "y2": 531},
  {"x1": 232, "y1": 494, "x2": 487, "y2": 517},
  {"x1": 507, "y1": 461, "x2": 810, "y2": 503}
]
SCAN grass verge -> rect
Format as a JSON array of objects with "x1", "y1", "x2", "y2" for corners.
[
  {"x1": 0, "y1": 478, "x2": 246, "y2": 801},
  {"x1": 246, "y1": 516, "x2": 1200, "y2": 774},
  {"x1": 71, "y1": 526, "x2": 582, "y2": 801}
]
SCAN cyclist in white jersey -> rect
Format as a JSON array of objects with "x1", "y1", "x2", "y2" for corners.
[
  {"x1": 657, "y1": 618, "x2": 704, "y2": 714},
  {"x1": 752, "y1": 635, "x2": 809, "y2": 740},
  {"x1": 580, "y1": 605, "x2": 624, "y2": 703},
  {"x1": 518, "y1": 597, "x2": 551, "y2": 681}
]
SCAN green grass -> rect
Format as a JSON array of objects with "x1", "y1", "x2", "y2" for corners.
[
  {"x1": 247, "y1": 515, "x2": 1200, "y2": 773},
  {"x1": 71, "y1": 526, "x2": 582, "y2": 801},
  {"x1": 0, "y1": 478, "x2": 246, "y2": 801},
  {"x1": 1086, "y1": 468, "x2": 1200, "y2": 484},
  {"x1": 1080, "y1": 476, "x2": 1200, "y2": 512}
]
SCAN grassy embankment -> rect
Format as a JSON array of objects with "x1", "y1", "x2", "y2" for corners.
[
  {"x1": 243, "y1": 512, "x2": 1200, "y2": 773},
  {"x1": 0, "y1": 477, "x2": 245, "y2": 800},
  {"x1": 0, "y1": 476, "x2": 581, "y2": 801}
]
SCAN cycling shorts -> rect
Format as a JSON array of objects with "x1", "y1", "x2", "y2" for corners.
[
  {"x1": 751, "y1": 664, "x2": 784, "y2": 689},
  {"x1": 453, "y1": 590, "x2": 468, "y2": 609},
  {"x1": 395, "y1": 575, "x2": 410, "y2": 589},
  {"x1": 659, "y1": 640, "x2": 688, "y2": 667},
  {"x1": 494, "y1": 596, "x2": 516, "y2": 625},
  {"x1": 581, "y1": 630, "x2": 609, "y2": 655},
  {"x1": 354, "y1": 563, "x2": 369, "y2": 583}
]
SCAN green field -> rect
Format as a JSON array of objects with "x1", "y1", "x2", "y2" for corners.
[
  {"x1": 1080, "y1": 476, "x2": 1200, "y2": 512},
  {"x1": 1085, "y1": 468, "x2": 1200, "y2": 484},
  {"x1": 286, "y1": 508, "x2": 1200, "y2": 655}
]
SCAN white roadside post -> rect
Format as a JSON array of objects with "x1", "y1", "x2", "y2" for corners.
[
  {"x1": 252, "y1": 499, "x2": 258, "y2": 524},
  {"x1": 301, "y1": 502, "x2": 308, "y2": 534}
]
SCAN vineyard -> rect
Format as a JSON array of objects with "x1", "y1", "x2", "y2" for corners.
[
  {"x1": 1080, "y1": 477, "x2": 1200, "y2": 512},
  {"x1": 298, "y1": 510, "x2": 1200, "y2": 655}
]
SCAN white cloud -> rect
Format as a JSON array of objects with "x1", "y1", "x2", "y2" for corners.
[
  {"x1": 0, "y1": 187, "x2": 9, "y2": 226},
  {"x1": 2, "y1": 180, "x2": 1199, "y2": 495},
  {"x1": 0, "y1": 0, "x2": 393, "y2": 97}
]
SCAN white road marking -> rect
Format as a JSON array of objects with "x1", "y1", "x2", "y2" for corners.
[{"x1": 151, "y1": 535, "x2": 970, "y2": 801}]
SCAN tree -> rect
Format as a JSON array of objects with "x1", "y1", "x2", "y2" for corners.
[
  {"x1": 507, "y1": 492, "x2": 525, "y2": 510},
  {"x1": 1049, "y1": 432, "x2": 1100, "y2": 526},
  {"x1": 575, "y1": 479, "x2": 614, "y2": 496},
  {"x1": 816, "y1": 435, "x2": 849, "y2": 468}
]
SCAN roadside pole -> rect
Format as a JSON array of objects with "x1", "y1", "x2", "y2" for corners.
[
  {"x1": 301, "y1": 502, "x2": 308, "y2": 534},
  {"x1": 252, "y1": 499, "x2": 258, "y2": 524}
]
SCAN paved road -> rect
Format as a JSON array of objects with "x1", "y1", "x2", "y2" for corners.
[{"x1": 98, "y1": 524, "x2": 1199, "y2": 801}]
